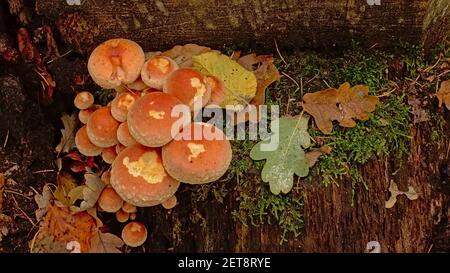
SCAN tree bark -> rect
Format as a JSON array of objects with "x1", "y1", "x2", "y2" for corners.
[{"x1": 35, "y1": 0, "x2": 449, "y2": 53}]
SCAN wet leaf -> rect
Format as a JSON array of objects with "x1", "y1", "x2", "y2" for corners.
[
  {"x1": 437, "y1": 80, "x2": 450, "y2": 110},
  {"x1": 89, "y1": 231, "x2": 124, "y2": 253},
  {"x1": 302, "y1": 82, "x2": 379, "y2": 134},
  {"x1": 55, "y1": 113, "x2": 78, "y2": 154},
  {"x1": 33, "y1": 205, "x2": 97, "y2": 253},
  {"x1": 385, "y1": 181, "x2": 419, "y2": 209},
  {"x1": 53, "y1": 172, "x2": 78, "y2": 207},
  {"x1": 69, "y1": 173, "x2": 106, "y2": 212},
  {"x1": 305, "y1": 145, "x2": 332, "y2": 167},
  {"x1": 193, "y1": 51, "x2": 257, "y2": 107},
  {"x1": 162, "y1": 44, "x2": 212, "y2": 67},
  {"x1": 250, "y1": 116, "x2": 311, "y2": 194},
  {"x1": 34, "y1": 184, "x2": 53, "y2": 221}
]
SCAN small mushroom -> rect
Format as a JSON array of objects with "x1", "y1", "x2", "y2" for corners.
[
  {"x1": 115, "y1": 209, "x2": 129, "y2": 223},
  {"x1": 98, "y1": 186, "x2": 124, "y2": 213},
  {"x1": 162, "y1": 122, "x2": 232, "y2": 184},
  {"x1": 78, "y1": 107, "x2": 96, "y2": 124},
  {"x1": 75, "y1": 126, "x2": 102, "y2": 156},
  {"x1": 101, "y1": 170, "x2": 111, "y2": 184},
  {"x1": 163, "y1": 67, "x2": 211, "y2": 110},
  {"x1": 117, "y1": 122, "x2": 137, "y2": 147},
  {"x1": 122, "y1": 201, "x2": 137, "y2": 213},
  {"x1": 88, "y1": 38, "x2": 145, "y2": 89},
  {"x1": 206, "y1": 76, "x2": 225, "y2": 106},
  {"x1": 129, "y1": 213, "x2": 137, "y2": 221},
  {"x1": 161, "y1": 195, "x2": 177, "y2": 209},
  {"x1": 86, "y1": 106, "x2": 120, "y2": 148},
  {"x1": 110, "y1": 91, "x2": 140, "y2": 122},
  {"x1": 121, "y1": 221, "x2": 147, "y2": 247},
  {"x1": 141, "y1": 55, "x2": 178, "y2": 90},
  {"x1": 110, "y1": 143, "x2": 180, "y2": 207},
  {"x1": 127, "y1": 92, "x2": 185, "y2": 147},
  {"x1": 116, "y1": 143, "x2": 126, "y2": 154},
  {"x1": 126, "y1": 78, "x2": 149, "y2": 92},
  {"x1": 74, "y1": 91, "x2": 94, "y2": 110},
  {"x1": 102, "y1": 146, "x2": 117, "y2": 164}
]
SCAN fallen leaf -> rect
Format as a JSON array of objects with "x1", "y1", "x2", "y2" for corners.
[
  {"x1": 89, "y1": 231, "x2": 124, "y2": 253},
  {"x1": 162, "y1": 44, "x2": 212, "y2": 67},
  {"x1": 385, "y1": 181, "x2": 419, "y2": 209},
  {"x1": 69, "y1": 173, "x2": 106, "y2": 212},
  {"x1": 302, "y1": 82, "x2": 379, "y2": 134},
  {"x1": 250, "y1": 116, "x2": 311, "y2": 194},
  {"x1": 55, "y1": 113, "x2": 78, "y2": 154},
  {"x1": 193, "y1": 51, "x2": 258, "y2": 107},
  {"x1": 53, "y1": 172, "x2": 78, "y2": 207},
  {"x1": 407, "y1": 96, "x2": 429, "y2": 124},
  {"x1": 437, "y1": 80, "x2": 450, "y2": 110},
  {"x1": 305, "y1": 145, "x2": 332, "y2": 167},
  {"x1": 0, "y1": 173, "x2": 4, "y2": 212},
  {"x1": 33, "y1": 205, "x2": 97, "y2": 253},
  {"x1": 34, "y1": 184, "x2": 53, "y2": 222},
  {"x1": 0, "y1": 213, "x2": 13, "y2": 243}
]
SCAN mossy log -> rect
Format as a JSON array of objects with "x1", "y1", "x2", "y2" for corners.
[{"x1": 35, "y1": 0, "x2": 449, "y2": 53}]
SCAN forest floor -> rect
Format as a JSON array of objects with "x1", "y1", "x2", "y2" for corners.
[{"x1": 0, "y1": 1, "x2": 449, "y2": 253}]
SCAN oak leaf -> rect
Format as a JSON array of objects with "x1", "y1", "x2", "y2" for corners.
[
  {"x1": 89, "y1": 231, "x2": 124, "y2": 253},
  {"x1": 385, "y1": 181, "x2": 418, "y2": 209},
  {"x1": 305, "y1": 145, "x2": 332, "y2": 167},
  {"x1": 250, "y1": 116, "x2": 311, "y2": 194},
  {"x1": 437, "y1": 80, "x2": 450, "y2": 110},
  {"x1": 302, "y1": 82, "x2": 379, "y2": 134},
  {"x1": 69, "y1": 173, "x2": 106, "y2": 212},
  {"x1": 34, "y1": 184, "x2": 53, "y2": 221},
  {"x1": 55, "y1": 113, "x2": 78, "y2": 153},
  {"x1": 162, "y1": 44, "x2": 212, "y2": 67},
  {"x1": 53, "y1": 172, "x2": 78, "y2": 207}
]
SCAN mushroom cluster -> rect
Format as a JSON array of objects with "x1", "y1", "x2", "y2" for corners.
[{"x1": 73, "y1": 38, "x2": 233, "y2": 248}]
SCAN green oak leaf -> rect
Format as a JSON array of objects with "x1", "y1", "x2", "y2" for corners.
[
  {"x1": 192, "y1": 51, "x2": 257, "y2": 107},
  {"x1": 250, "y1": 116, "x2": 311, "y2": 194}
]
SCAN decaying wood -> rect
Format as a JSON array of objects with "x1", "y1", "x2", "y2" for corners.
[{"x1": 35, "y1": 0, "x2": 449, "y2": 53}]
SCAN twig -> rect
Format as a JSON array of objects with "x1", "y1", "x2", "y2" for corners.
[
  {"x1": 304, "y1": 75, "x2": 318, "y2": 86},
  {"x1": 300, "y1": 76, "x2": 304, "y2": 99},
  {"x1": 322, "y1": 79, "x2": 331, "y2": 88},
  {"x1": 376, "y1": 88, "x2": 396, "y2": 98},
  {"x1": 274, "y1": 39, "x2": 287, "y2": 65},
  {"x1": 436, "y1": 70, "x2": 450, "y2": 79},
  {"x1": 446, "y1": 140, "x2": 450, "y2": 160},
  {"x1": 281, "y1": 71, "x2": 300, "y2": 90},
  {"x1": 46, "y1": 50, "x2": 73, "y2": 65},
  {"x1": 423, "y1": 56, "x2": 441, "y2": 73},
  {"x1": 4, "y1": 189, "x2": 32, "y2": 200},
  {"x1": 32, "y1": 169, "x2": 55, "y2": 174},
  {"x1": 3, "y1": 129, "x2": 9, "y2": 148},
  {"x1": 11, "y1": 195, "x2": 37, "y2": 227}
]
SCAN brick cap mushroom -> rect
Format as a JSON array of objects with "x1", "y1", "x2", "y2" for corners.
[
  {"x1": 74, "y1": 91, "x2": 94, "y2": 110},
  {"x1": 162, "y1": 122, "x2": 232, "y2": 184},
  {"x1": 111, "y1": 91, "x2": 140, "y2": 122},
  {"x1": 127, "y1": 92, "x2": 187, "y2": 147},
  {"x1": 141, "y1": 55, "x2": 178, "y2": 90},
  {"x1": 86, "y1": 106, "x2": 120, "y2": 148},
  {"x1": 75, "y1": 126, "x2": 102, "y2": 157},
  {"x1": 121, "y1": 221, "x2": 147, "y2": 247},
  {"x1": 88, "y1": 38, "x2": 145, "y2": 89},
  {"x1": 110, "y1": 144, "x2": 180, "y2": 207},
  {"x1": 98, "y1": 187, "x2": 124, "y2": 213}
]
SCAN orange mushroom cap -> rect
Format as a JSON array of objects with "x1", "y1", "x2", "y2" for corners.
[
  {"x1": 110, "y1": 91, "x2": 140, "y2": 122},
  {"x1": 127, "y1": 92, "x2": 185, "y2": 147},
  {"x1": 102, "y1": 146, "x2": 117, "y2": 164},
  {"x1": 141, "y1": 55, "x2": 178, "y2": 90},
  {"x1": 86, "y1": 106, "x2": 120, "y2": 148},
  {"x1": 101, "y1": 170, "x2": 111, "y2": 184},
  {"x1": 162, "y1": 122, "x2": 232, "y2": 184},
  {"x1": 117, "y1": 122, "x2": 137, "y2": 147},
  {"x1": 75, "y1": 126, "x2": 102, "y2": 157},
  {"x1": 78, "y1": 107, "x2": 97, "y2": 124},
  {"x1": 206, "y1": 76, "x2": 225, "y2": 106},
  {"x1": 88, "y1": 38, "x2": 145, "y2": 89},
  {"x1": 115, "y1": 209, "x2": 129, "y2": 223},
  {"x1": 110, "y1": 144, "x2": 180, "y2": 207},
  {"x1": 163, "y1": 67, "x2": 211, "y2": 110},
  {"x1": 74, "y1": 91, "x2": 94, "y2": 110},
  {"x1": 115, "y1": 143, "x2": 126, "y2": 154},
  {"x1": 98, "y1": 186, "x2": 124, "y2": 213},
  {"x1": 121, "y1": 201, "x2": 137, "y2": 213},
  {"x1": 161, "y1": 195, "x2": 177, "y2": 209},
  {"x1": 121, "y1": 221, "x2": 147, "y2": 247}
]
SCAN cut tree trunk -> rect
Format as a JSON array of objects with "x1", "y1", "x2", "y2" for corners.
[{"x1": 35, "y1": 0, "x2": 449, "y2": 53}]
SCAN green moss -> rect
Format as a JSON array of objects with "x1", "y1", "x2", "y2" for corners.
[{"x1": 94, "y1": 89, "x2": 115, "y2": 106}]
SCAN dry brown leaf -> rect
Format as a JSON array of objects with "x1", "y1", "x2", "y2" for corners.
[
  {"x1": 34, "y1": 184, "x2": 53, "y2": 222},
  {"x1": 53, "y1": 172, "x2": 78, "y2": 207},
  {"x1": 407, "y1": 96, "x2": 429, "y2": 124},
  {"x1": 161, "y1": 44, "x2": 212, "y2": 67},
  {"x1": 437, "y1": 80, "x2": 450, "y2": 110},
  {"x1": 69, "y1": 173, "x2": 106, "y2": 212},
  {"x1": 0, "y1": 213, "x2": 13, "y2": 243},
  {"x1": 302, "y1": 82, "x2": 379, "y2": 134},
  {"x1": 89, "y1": 231, "x2": 124, "y2": 253},
  {"x1": 55, "y1": 113, "x2": 78, "y2": 154},
  {"x1": 305, "y1": 145, "x2": 332, "y2": 167},
  {"x1": 33, "y1": 205, "x2": 97, "y2": 253},
  {"x1": 0, "y1": 173, "x2": 4, "y2": 212},
  {"x1": 385, "y1": 181, "x2": 418, "y2": 209}
]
